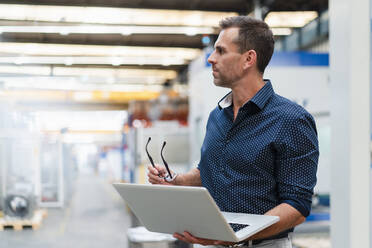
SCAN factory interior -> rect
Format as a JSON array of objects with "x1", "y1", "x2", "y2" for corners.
[{"x1": 0, "y1": 0, "x2": 371, "y2": 248}]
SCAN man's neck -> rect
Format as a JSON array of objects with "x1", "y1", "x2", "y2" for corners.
[{"x1": 231, "y1": 74, "x2": 265, "y2": 120}]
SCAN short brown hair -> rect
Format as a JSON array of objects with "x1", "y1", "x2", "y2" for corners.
[{"x1": 219, "y1": 16, "x2": 274, "y2": 74}]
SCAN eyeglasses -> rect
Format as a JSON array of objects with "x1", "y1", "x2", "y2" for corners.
[{"x1": 145, "y1": 137, "x2": 174, "y2": 180}]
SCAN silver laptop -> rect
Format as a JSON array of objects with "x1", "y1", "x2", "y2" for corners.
[{"x1": 113, "y1": 183, "x2": 279, "y2": 242}]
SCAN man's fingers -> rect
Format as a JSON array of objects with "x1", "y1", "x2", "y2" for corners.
[
  {"x1": 173, "y1": 233, "x2": 188, "y2": 242},
  {"x1": 147, "y1": 165, "x2": 159, "y2": 174},
  {"x1": 154, "y1": 165, "x2": 167, "y2": 176},
  {"x1": 148, "y1": 178, "x2": 162, "y2": 184},
  {"x1": 173, "y1": 233, "x2": 198, "y2": 244},
  {"x1": 147, "y1": 172, "x2": 164, "y2": 184},
  {"x1": 148, "y1": 164, "x2": 167, "y2": 176},
  {"x1": 181, "y1": 232, "x2": 200, "y2": 244},
  {"x1": 175, "y1": 232, "x2": 218, "y2": 246},
  {"x1": 148, "y1": 165, "x2": 174, "y2": 185}
]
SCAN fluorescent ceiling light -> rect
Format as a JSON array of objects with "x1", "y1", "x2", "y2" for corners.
[
  {"x1": 0, "y1": 69, "x2": 174, "y2": 85},
  {"x1": 53, "y1": 67, "x2": 177, "y2": 79},
  {"x1": 0, "y1": 25, "x2": 216, "y2": 35},
  {"x1": 61, "y1": 134, "x2": 121, "y2": 144},
  {"x1": 35, "y1": 111, "x2": 128, "y2": 132},
  {"x1": 271, "y1": 28, "x2": 292, "y2": 36},
  {"x1": 73, "y1": 91, "x2": 93, "y2": 101},
  {"x1": 0, "y1": 56, "x2": 186, "y2": 66},
  {"x1": 0, "y1": 65, "x2": 51, "y2": 75},
  {"x1": 265, "y1": 11, "x2": 318, "y2": 28},
  {"x1": 0, "y1": 76, "x2": 164, "y2": 92},
  {"x1": 0, "y1": 65, "x2": 177, "y2": 79},
  {"x1": 0, "y1": 4, "x2": 237, "y2": 27},
  {"x1": 0, "y1": 42, "x2": 201, "y2": 60}
]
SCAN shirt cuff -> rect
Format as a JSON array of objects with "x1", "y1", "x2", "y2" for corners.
[{"x1": 281, "y1": 199, "x2": 311, "y2": 217}]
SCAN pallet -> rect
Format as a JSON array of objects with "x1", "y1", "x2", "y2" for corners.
[{"x1": 0, "y1": 209, "x2": 48, "y2": 231}]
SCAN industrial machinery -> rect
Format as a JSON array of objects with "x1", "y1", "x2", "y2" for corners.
[
  {"x1": 4, "y1": 189, "x2": 36, "y2": 219},
  {"x1": 0, "y1": 133, "x2": 40, "y2": 218},
  {"x1": 0, "y1": 109, "x2": 41, "y2": 218}
]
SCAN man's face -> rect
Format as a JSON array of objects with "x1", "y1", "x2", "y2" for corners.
[{"x1": 207, "y1": 27, "x2": 245, "y2": 88}]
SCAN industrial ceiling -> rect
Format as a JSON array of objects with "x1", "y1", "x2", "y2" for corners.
[
  {"x1": 0, "y1": 0, "x2": 328, "y2": 13},
  {"x1": 0, "y1": 0, "x2": 328, "y2": 107},
  {"x1": 0, "y1": 0, "x2": 328, "y2": 48}
]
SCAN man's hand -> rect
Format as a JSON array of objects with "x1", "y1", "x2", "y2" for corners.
[
  {"x1": 173, "y1": 232, "x2": 235, "y2": 246},
  {"x1": 148, "y1": 166, "x2": 201, "y2": 186},
  {"x1": 147, "y1": 165, "x2": 177, "y2": 185}
]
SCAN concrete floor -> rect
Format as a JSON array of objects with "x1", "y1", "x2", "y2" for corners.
[
  {"x1": 292, "y1": 209, "x2": 330, "y2": 248},
  {"x1": 0, "y1": 174, "x2": 131, "y2": 248},
  {"x1": 292, "y1": 232, "x2": 330, "y2": 248}
]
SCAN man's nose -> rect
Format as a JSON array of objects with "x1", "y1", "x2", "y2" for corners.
[{"x1": 207, "y1": 52, "x2": 216, "y2": 65}]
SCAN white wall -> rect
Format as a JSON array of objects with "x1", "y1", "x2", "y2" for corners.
[
  {"x1": 265, "y1": 66, "x2": 329, "y2": 114},
  {"x1": 188, "y1": 52, "x2": 229, "y2": 166}
]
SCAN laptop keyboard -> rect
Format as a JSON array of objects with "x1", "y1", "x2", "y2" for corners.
[{"x1": 229, "y1": 223, "x2": 250, "y2": 232}]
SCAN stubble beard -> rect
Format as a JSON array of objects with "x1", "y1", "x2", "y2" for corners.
[{"x1": 213, "y1": 76, "x2": 232, "y2": 88}]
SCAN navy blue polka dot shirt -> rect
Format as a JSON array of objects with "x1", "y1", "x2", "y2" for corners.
[{"x1": 198, "y1": 80, "x2": 319, "y2": 234}]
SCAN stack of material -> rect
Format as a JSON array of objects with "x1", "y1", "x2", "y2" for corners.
[
  {"x1": 3, "y1": 192, "x2": 36, "y2": 219},
  {"x1": 0, "y1": 209, "x2": 47, "y2": 231}
]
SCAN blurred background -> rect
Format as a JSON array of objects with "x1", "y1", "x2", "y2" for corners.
[{"x1": 0, "y1": 0, "x2": 338, "y2": 247}]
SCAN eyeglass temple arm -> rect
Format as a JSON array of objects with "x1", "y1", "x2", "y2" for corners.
[
  {"x1": 161, "y1": 141, "x2": 173, "y2": 179},
  {"x1": 145, "y1": 137, "x2": 156, "y2": 168}
]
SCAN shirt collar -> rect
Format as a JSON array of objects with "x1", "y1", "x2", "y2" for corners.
[
  {"x1": 218, "y1": 92, "x2": 233, "y2": 109},
  {"x1": 218, "y1": 80, "x2": 274, "y2": 110}
]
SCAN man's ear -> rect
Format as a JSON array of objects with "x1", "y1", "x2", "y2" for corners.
[{"x1": 242, "y1": 50, "x2": 257, "y2": 70}]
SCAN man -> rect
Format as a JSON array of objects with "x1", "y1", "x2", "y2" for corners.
[{"x1": 148, "y1": 16, "x2": 318, "y2": 248}]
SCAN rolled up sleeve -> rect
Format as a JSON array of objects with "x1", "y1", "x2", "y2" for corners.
[{"x1": 275, "y1": 113, "x2": 319, "y2": 217}]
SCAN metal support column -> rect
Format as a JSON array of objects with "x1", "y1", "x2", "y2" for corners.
[
  {"x1": 253, "y1": 0, "x2": 262, "y2": 20},
  {"x1": 330, "y1": 0, "x2": 371, "y2": 247}
]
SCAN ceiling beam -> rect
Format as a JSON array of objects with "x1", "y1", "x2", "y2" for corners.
[
  {"x1": 0, "y1": 0, "x2": 251, "y2": 13},
  {"x1": 0, "y1": 33, "x2": 207, "y2": 49}
]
